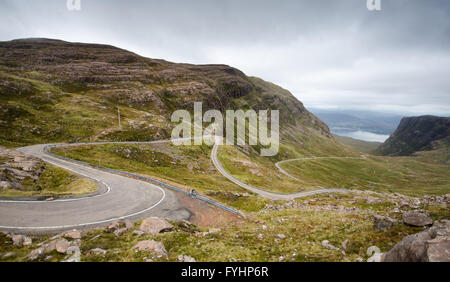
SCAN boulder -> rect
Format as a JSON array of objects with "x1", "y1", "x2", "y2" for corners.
[
  {"x1": 373, "y1": 215, "x2": 397, "y2": 230},
  {"x1": 382, "y1": 220, "x2": 450, "y2": 262},
  {"x1": 63, "y1": 246, "x2": 81, "y2": 262},
  {"x1": 402, "y1": 211, "x2": 432, "y2": 227},
  {"x1": 64, "y1": 230, "x2": 82, "y2": 240},
  {"x1": 55, "y1": 239, "x2": 70, "y2": 253},
  {"x1": 139, "y1": 217, "x2": 173, "y2": 235},
  {"x1": 132, "y1": 240, "x2": 167, "y2": 257},
  {"x1": 11, "y1": 234, "x2": 32, "y2": 246}
]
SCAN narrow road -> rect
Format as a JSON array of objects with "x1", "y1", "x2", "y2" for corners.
[
  {"x1": 0, "y1": 134, "x2": 361, "y2": 233},
  {"x1": 0, "y1": 143, "x2": 192, "y2": 234},
  {"x1": 211, "y1": 138, "x2": 349, "y2": 200},
  {"x1": 275, "y1": 155, "x2": 366, "y2": 183}
]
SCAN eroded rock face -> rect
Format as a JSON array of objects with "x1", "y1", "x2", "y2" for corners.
[
  {"x1": 402, "y1": 211, "x2": 433, "y2": 227},
  {"x1": 382, "y1": 220, "x2": 450, "y2": 262},
  {"x1": 139, "y1": 217, "x2": 173, "y2": 235}
]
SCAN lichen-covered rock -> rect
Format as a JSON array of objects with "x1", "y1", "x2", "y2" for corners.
[
  {"x1": 402, "y1": 211, "x2": 433, "y2": 227},
  {"x1": 382, "y1": 220, "x2": 450, "y2": 262},
  {"x1": 132, "y1": 240, "x2": 167, "y2": 257},
  {"x1": 373, "y1": 215, "x2": 397, "y2": 230}
]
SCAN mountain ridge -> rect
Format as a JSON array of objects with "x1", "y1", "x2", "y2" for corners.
[{"x1": 376, "y1": 115, "x2": 450, "y2": 156}]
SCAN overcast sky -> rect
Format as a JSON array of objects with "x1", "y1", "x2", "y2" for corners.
[{"x1": 1, "y1": 0, "x2": 449, "y2": 116}]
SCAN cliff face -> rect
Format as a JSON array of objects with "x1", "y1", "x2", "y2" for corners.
[
  {"x1": 0, "y1": 38, "x2": 336, "y2": 156},
  {"x1": 377, "y1": 115, "x2": 450, "y2": 156}
]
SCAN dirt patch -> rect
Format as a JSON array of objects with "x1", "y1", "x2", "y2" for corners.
[{"x1": 175, "y1": 191, "x2": 244, "y2": 227}]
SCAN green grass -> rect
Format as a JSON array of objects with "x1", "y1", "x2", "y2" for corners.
[
  {"x1": 52, "y1": 143, "x2": 268, "y2": 212},
  {"x1": 2, "y1": 191, "x2": 445, "y2": 262},
  {"x1": 0, "y1": 164, "x2": 97, "y2": 198},
  {"x1": 218, "y1": 145, "x2": 316, "y2": 193},
  {"x1": 334, "y1": 134, "x2": 382, "y2": 154},
  {"x1": 280, "y1": 156, "x2": 450, "y2": 196}
]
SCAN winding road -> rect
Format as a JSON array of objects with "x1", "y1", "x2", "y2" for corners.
[
  {"x1": 210, "y1": 137, "x2": 351, "y2": 200},
  {"x1": 0, "y1": 143, "x2": 193, "y2": 234},
  {"x1": 0, "y1": 134, "x2": 361, "y2": 233}
]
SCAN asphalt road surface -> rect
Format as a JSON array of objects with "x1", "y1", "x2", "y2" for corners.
[{"x1": 0, "y1": 144, "x2": 192, "y2": 234}]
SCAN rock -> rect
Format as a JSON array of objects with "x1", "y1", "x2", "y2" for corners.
[
  {"x1": 87, "y1": 248, "x2": 107, "y2": 256},
  {"x1": 261, "y1": 225, "x2": 267, "y2": 231},
  {"x1": 106, "y1": 221, "x2": 122, "y2": 232},
  {"x1": 64, "y1": 230, "x2": 82, "y2": 240},
  {"x1": 114, "y1": 228, "x2": 128, "y2": 237},
  {"x1": 12, "y1": 234, "x2": 32, "y2": 246},
  {"x1": 132, "y1": 240, "x2": 167, "y2": 257},
  {"x1": 139, "y1": 217, "x2": 173, "y2": 235},
  {"x1": 366, "y1": 246, "x2": 383, "y2": 262},
  {"x1": 207, "y1": 228, "x2": 221, "y2": 235},
  {"x1": 55, "y1": 239, "x2": 70, "y2": 254},
  {"x1": 356, "y1": 257, "x2": 363, "y2": 262},
  {"x1": 373, "y1": 215, "x2": 397, "y2": 230},
  {"x1": 275, "y1": 234, "x2": 286, "y2": 239},
  {"x1": 63, "y1": 246, "x2": 81, "y2": 262},
  {"x1": 0, "y1": 181, "x2": 11, "y2": 190},
  {"x1": 365, "y1": 196, "x2": 383, "y2": 204},
  {"x1": 28, "y1": 241, "x2": 57, "y2": 260},
  {"x1": 382, "y1": 220, "x2": 450, "y2": 262},
  {"x1": 177, "y1": 255, "x2": 196, "y2": 262},
  {"x1": 402, "y1": 211, "x2": 433, "y2": 227},
  {"x1": 444, "y1": 194, "x2": 450, "y2": 202},
  {"x1": 321, "y1": 240, "x2": 340, "y2": 251},
  {"x1": 257, "y1": 234, "x2": 263, "y2": 240},
  {"x1": 132, "y1": 230, "x2": 144, "y2": 236},
  {"x1": 341, "y1": 239, "x2": 349, "y2": 251}
]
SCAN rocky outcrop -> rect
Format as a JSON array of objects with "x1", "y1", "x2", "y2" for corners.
[
  {"x1": 382, "y1": 220, "x2": 450, "y2": 262},
  {"x1": 377, "y1": 115, "x2": 450, "y2": 156},
  {"x1": 0, "y1": 146, "x2": 43, "y2": 191}
]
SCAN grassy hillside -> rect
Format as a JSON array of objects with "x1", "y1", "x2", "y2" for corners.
[
  {"x1": 333, "y1": 134, "x2": 381, "y2": 154},
  {"x1": 0, "y1": 38, "x2": 344, "y2": 159}
]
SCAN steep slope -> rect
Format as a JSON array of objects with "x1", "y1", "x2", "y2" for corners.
[
  {"x1": 376, "y1": 116, "x2": 450, "y2": 156},
  {"x1": 0, "y1": 38, "x2": 345, "y2": 159}
]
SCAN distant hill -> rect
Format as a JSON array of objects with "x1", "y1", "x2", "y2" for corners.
[
  {"x1": 309, "y1": 108, "x2": 402, "y2": 135},
  {"x1": 333, "y1": 134, "x2": 381, "y2": 154},
  {"x1": 376, "y1": 115, "x2": 450, "y2": 156}
]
